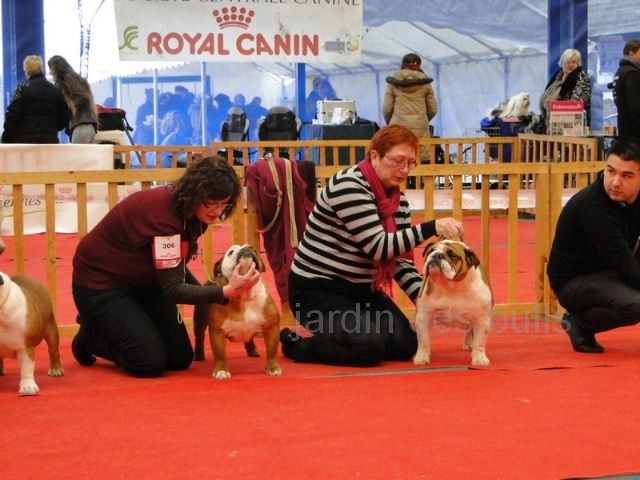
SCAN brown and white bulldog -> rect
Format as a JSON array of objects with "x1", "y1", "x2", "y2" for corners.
[
  {"x1": 0, "y1": 272, "x2": 64, "y2": 395},
  {"x1": 193, "y1": 244, "x2": 282, "y2": 379},
  {"x1": 413, "y1": 239, "x2": 494, "y2": 367}
]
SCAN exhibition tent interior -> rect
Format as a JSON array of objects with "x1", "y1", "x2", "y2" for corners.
[{"x1": 2, "y1": 0, "x2": 639, "y2": 139}]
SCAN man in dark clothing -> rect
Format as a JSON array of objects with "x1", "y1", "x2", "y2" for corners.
[
  {"x1": 547, "y1": 138, "x2": 640, "y2": 353},
  {"x1": 612, "y1": 39, "x2": 640, "y2": 139},
  {"x1": 1, "y1": 55, "x2": 69, "y2": 143}
]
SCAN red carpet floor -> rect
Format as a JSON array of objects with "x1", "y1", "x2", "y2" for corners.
[
  {"x1": 2, "y1": 217, "x2": 640, "y2": 479},
  {"x1": 1, "y1": 325, "x2": 640, "y2": 480}
]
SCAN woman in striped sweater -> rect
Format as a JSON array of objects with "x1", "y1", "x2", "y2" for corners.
[{"x1": 280, "y1": 125, "x2": 464, "y2": 367}]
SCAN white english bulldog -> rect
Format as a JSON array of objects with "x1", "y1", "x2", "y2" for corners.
[
  {"x1": 0, "y1": 272, "x2": 64, "y2": 395},
  {"x1": 413, "y1": 239, "x2": 494, "y2": 367}
]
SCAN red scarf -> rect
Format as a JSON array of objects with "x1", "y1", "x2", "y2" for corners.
[{"x1": 358, "y1": 156, "x2": 400, "y2": 294}]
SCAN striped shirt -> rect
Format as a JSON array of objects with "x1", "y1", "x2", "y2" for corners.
[{"x1": 291, "y1": 165, "x2": 436, "y2": 303}]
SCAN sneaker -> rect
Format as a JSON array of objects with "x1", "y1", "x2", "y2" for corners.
[
  {"x1": 561, "y1": 313, "x2": 604, "y2": 354},
  {"x1": 72, "y1": 324, "x2": 97, "y2": 366}
]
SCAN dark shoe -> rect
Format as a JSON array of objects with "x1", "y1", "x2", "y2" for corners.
[
  {"x1": 72, "y1": 324, "x2": 97, "y2": 366},
  {"x1": 562, "y1": 313, "x2": 604, "y2": 354}
]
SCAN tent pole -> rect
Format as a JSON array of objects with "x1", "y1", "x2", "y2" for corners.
[{"x1": 200, "y1": 62, "x2": 207, "y2": 146}]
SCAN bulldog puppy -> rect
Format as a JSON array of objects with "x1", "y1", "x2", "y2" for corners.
[
  {"x1": 193, "y1": 244, "x2": 282, "y2": 379},
  {"x1": 413, "y1": 239, "x2": 494, "y2": 367},
  {"x1": 0, "y1": 272, "x2": 64, "y2": 395}
]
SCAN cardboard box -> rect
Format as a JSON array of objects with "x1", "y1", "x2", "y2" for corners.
[{"x1": 549, "y1": 100, "x2": 586, "y2": 136}]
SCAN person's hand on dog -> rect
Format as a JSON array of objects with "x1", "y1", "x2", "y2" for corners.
[
  {"x1": 435, "y1": 217, "x2": 465, "y2": 240},
  {"x1": 222, "y1": 262, "x2": 261, "y2": 299}
]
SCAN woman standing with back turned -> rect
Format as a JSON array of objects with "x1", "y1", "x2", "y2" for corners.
[
  {"x1": 382, "y1": 53, "x2": 438, "y2": 162},
  {"x1": 47, "y1": 55, "x2": 98, "y2": 143}
]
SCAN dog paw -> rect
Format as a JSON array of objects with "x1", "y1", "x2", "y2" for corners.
[
  {"x1": 266, "y1": 365, "x2": 282, "y2": 376},
  {"x1": 471, "y1": 354, "x2": 490, "y2": 367},
  {"x1": 48, "y1": 367, "x2": 64, "y2": 377},
  {"x1": 213, "y1": 370, "x2": 232, "y2": 380},
  {"x1": 19, "y1": 379, "x2": 40, "y2": 396},
  {"x1": 413, "y1": 351, "x2": 431, "y2": 365}
]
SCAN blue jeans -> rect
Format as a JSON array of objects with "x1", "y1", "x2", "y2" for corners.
[
  {"x1": 73, "y1": 285, "x2": 193, "y2": 377},
  {"x1": 556, "y1": 270, "x2": 640, "y2": 333}
]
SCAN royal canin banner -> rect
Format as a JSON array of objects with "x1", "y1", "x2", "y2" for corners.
[{"x1": 113, "y1": 0, "x2": 363, "y2": 63}]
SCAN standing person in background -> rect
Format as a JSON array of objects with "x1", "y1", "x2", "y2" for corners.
[
  {"x1": 303, "y1": 77, "x2": 338, "y2": 123},
  {"x1": 539, "y1": 48, "x2": 592, "y2": 134},
  {"x1": 2, "y1": 55, "x2": 69, "y2": 143},
  {"x1": 612, "y1": 39, "x2": 640, "y2": 139},
  {"x1": 47, "y1": 55, "x2": 98, "y2": 144},
  {"x1": 382, "y1": 53, "x2": 438, "y2": 163},
  {"x1": 245, "y1": 96, "x2": 268, "y2": 140},
  {"x1": 589, "y1": 71, "x2": 604, "y2": 133}
]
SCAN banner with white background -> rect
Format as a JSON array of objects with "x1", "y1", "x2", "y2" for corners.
[{"x1": 113, "y1": 0, "x2": 363, "y2": 63}]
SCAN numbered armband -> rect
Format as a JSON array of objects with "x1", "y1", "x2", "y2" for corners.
[{"x1": 152, "y1": 234, "x2": 187, "y2": 269}]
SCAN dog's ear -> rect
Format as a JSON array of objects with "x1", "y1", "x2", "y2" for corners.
[
  {"x1": 213, "y1": 258, "x2": 223, "y2": 278},
  {"x1": 256, "y1": 255, "x2": 266, "y2": 273},
  {"x1": 246, "y1": 246, "x2": 266, "y2": 272},
  {"x1": 422, "y1": 237, "x2": 439, "y2": 259},
  {"x1": 464, "y1": 247, "x2": 481, "y2": 268}
]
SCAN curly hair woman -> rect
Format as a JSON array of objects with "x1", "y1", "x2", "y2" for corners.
[{"x1": 71, "y1": 156, "x2": 259, "y2": 377}]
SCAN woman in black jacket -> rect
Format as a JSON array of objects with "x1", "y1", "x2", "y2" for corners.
[
  {"x1": 539, "y1": 48, "x2": 592, "y2": 134},
  {"x1": 1, "y1": 55, "x2": 70, "y2": 144}
]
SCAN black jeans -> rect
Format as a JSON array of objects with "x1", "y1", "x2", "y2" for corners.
[
  {"x1": 556, "y1": 270, "x2": 640, "y2": 333},
  {"x1": 73, "y1": 285, "x2": 193, "y2": 377},
  {"x1": 288, "y1": 272, "x2": 417, "y2": 367}
]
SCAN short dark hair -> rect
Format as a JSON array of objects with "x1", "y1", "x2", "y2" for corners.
[
  {"x1": 607, "y1": 137, "x2": 640, "y2": 163},
  {"x1": 623, "y1": 39, "x2": 640, "y2": 56},
  {"x1": 401, "y1": 53, "x2": 421, "y2": 66}
]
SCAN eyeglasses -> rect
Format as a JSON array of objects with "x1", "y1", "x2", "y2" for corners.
[
  {"x1": 383, "y1": 155, "x2": 417, "y2": 171},
  {"x1": 202, "y1": 201, "x2": 232, "y2": 212}
]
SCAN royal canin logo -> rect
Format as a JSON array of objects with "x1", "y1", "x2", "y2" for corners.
[{"x1": 212, "y1": 7, "x2": 255, "y2": 30}]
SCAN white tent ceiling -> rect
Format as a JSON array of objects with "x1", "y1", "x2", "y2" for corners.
[{"x1": 37, "y1": 0, "x2": 640, "y2": 137}]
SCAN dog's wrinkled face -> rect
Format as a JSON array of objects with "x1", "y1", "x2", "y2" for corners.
[
  {"x1": 215, "y1": 244, "x2": 265, "y2": 279},
  {"x1": 424, "y1": 239, "x2": 480, "y2": 281}
]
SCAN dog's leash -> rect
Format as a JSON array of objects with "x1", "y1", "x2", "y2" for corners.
[
  {"x1": 259, "y1": 155, "x2": 299, "y2": 247},
  {"x1": 259, "y1": 154, "x2": 283, "y2": 234}
]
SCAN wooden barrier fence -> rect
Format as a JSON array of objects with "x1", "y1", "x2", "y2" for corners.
[{"x1": 0, "y1": 135, "x2": 605, "y2": 335}]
